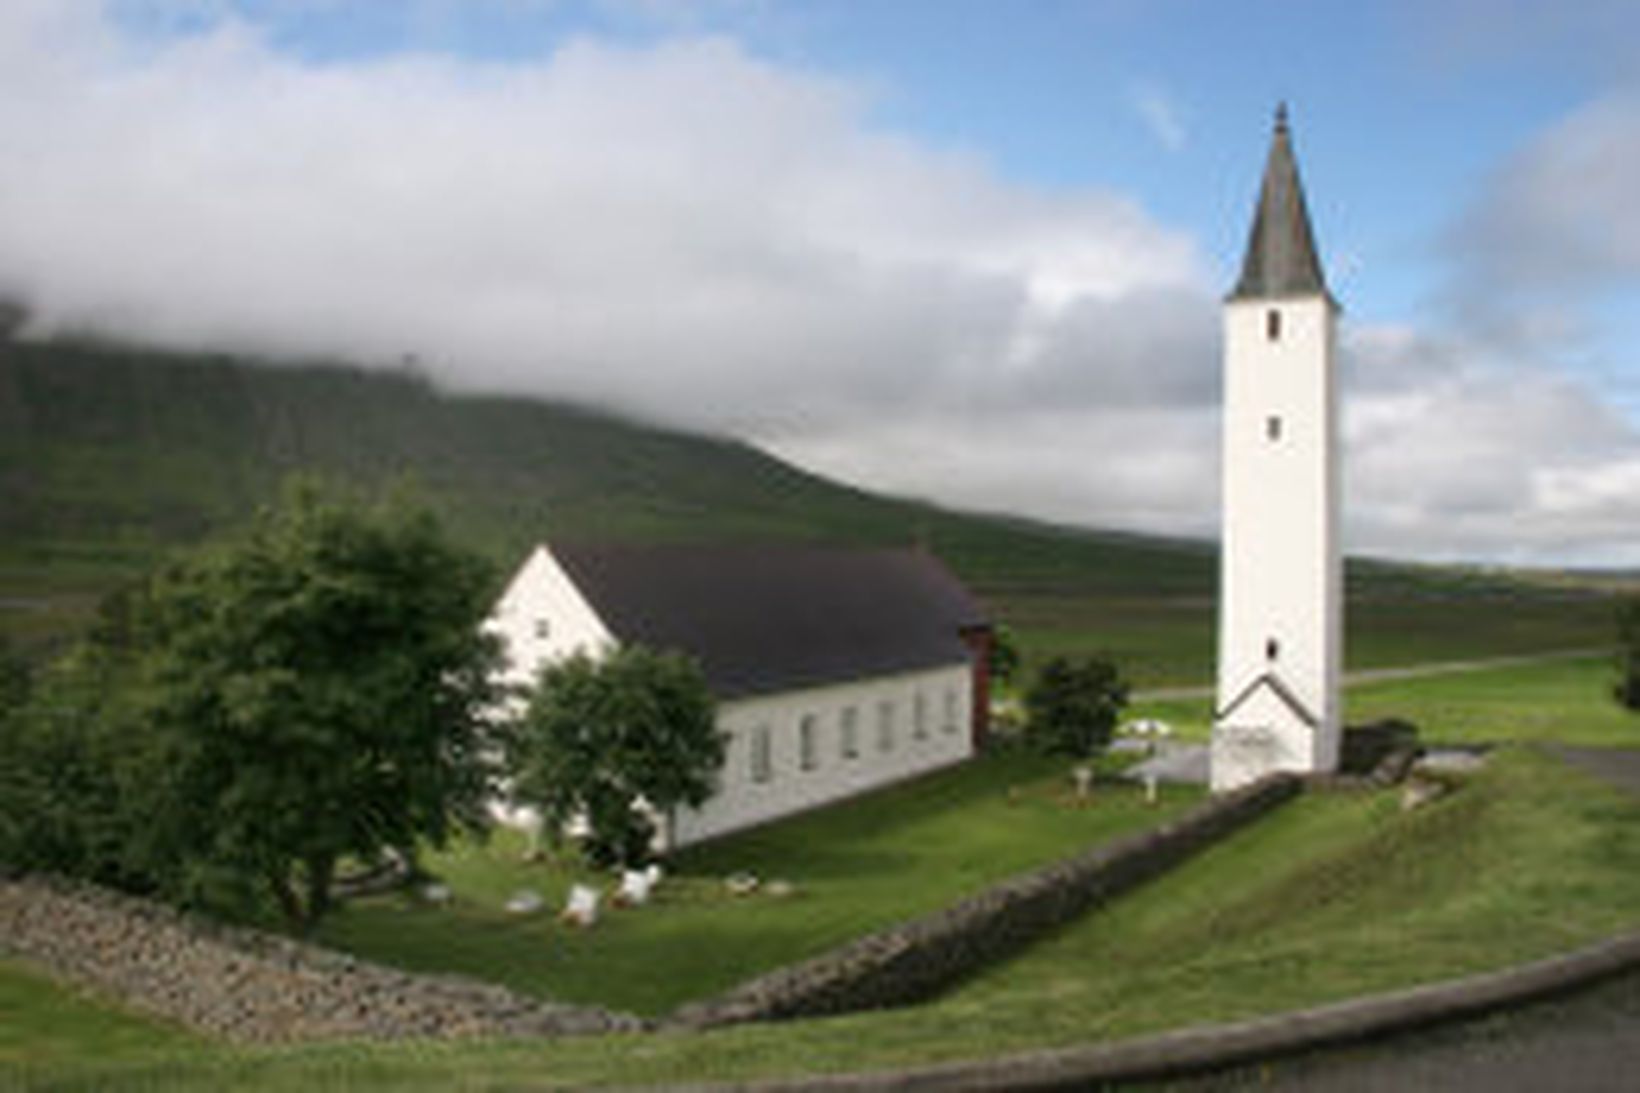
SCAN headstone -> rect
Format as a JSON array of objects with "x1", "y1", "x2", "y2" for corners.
[{"x1": 560, "y1": 884, "x2": 600, "y2": 926}]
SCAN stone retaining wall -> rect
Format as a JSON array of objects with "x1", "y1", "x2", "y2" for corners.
[
  {"x1": 0, "y1": 875, "x2": 643, "y2": 1043},
  {"x1": 669, "y1": 773, "x2": 1302, "y2": 1028}
]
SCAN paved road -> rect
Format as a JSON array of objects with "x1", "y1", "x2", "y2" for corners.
[
  {"x1": 1135, "y1": 744, "x2": 1640, "y2": 1093},
  {"x1": 1135, "y1": 648, "x2": 1611, "y2": 703},
  {"x1": 1552, "y1": 745, "x2": 1640, "y2": 797},
  {"x1": 1149, "y1": 967, "x2": 1640, "y2": 1093}
]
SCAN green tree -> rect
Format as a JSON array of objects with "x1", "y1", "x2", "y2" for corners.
[
  {"x1": 1617, "y1": 597, "x2": 1640, "y2": 711},
  {"x1": 1024, "y1": 655, "x2": 1129, "y2": 758},
  {"x1": 0, "y1": 636, "x2": 29, "y2": 722},
  {"x1": 120, "y1": 478, "x2": 504, "y2": 929},
  {"x1": 988, "y1": 624, "x2": 1022, "y2": 689},
  {"x1": 509, "y1": 647, "x2": 723, "y2": 868},
  {"x1": 0, "y1": 642, "x2": 162, "y2": 889}
]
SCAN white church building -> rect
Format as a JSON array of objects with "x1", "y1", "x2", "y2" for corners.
[
  {"x1": 488, "y1": 542, "x2": 993, "y2": 849},
  {"x1": 1212, "y1": 106, "x2": 1344, "y2": 792}
]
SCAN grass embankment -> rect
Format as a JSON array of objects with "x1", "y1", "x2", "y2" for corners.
[
  {"x1": 8, "y1": 743, "x2": 1637, "y2": 1090},
  {"x1": 320, "y1": 752, "x2": 1197, "y2": 1016}
]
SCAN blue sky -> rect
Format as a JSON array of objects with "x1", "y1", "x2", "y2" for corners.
[{"x1": 7, "y1": 1, "x2": 1640, "y2": 564}]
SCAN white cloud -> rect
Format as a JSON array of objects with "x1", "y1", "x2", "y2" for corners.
[
  {"x1": 0, "y1": 2, "x2": 1207, "y2": 444},
  {"x1": 1130, "y1": 82, "x2": 1187, "y2": 153},
  {"x1": 1, "y1": 3, "x2": 1638, "y2": 567},
  {"x1": 1341, "y1": 325, "x2": 1640, "y2": 566}
]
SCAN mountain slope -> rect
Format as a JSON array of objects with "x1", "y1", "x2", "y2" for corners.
[
  {"x1": 0, "y1": 338, "x2": 1615, "y2": 683},
  {"x1": 0, "y1": 338, "x2": 1212, "y2": 595}
]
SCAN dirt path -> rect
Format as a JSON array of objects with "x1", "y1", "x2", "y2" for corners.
[{"x1": 1135, "y1": 647, "x2": 1610, "y2": 703}]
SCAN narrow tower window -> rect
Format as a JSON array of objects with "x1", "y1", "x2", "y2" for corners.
[
  {"x1": 1265, "y1": 308, "x2": 1282, "y2": 342},
  {"x1": 1265, "y1": 638, "x2": 1280, "y2": 662},
  {"x1": 1266, "y1": 415, "x2": 1283, "y2": 441}
]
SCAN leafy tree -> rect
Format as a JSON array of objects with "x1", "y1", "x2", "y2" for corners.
[
  {"x1": 988, "y1": 625, "x2": 1022, "y2": 689},
  {"x1": 509, "y1": 647, "x2": 724, "y2": 868},
  {"x1": 0, "y1": 635, "x2": 29, "y2": 720},
  {"x1": 117, "y1": 478, "x2": 504, "y2": 929},
  {"x1": 1024, "y1": 655, "x2": 1129, "y2": 758},
  {"x1": 0, "y1": 641, "x2": 164, "y2": 890},
  {"x1": 1617, "y1": 597, "x2": 1640, "y2": 712}
]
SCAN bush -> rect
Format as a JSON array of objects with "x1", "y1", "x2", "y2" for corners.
[
  {"x1": 1023, "y1": 656, "x2": 1129, "y2": 758},
  {"x1": 1617, "y1": 598, "x2": 1640, "y2": 712}
]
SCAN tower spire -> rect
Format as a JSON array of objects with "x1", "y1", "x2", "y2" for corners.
[{"x1": 1230, "y1": 104, "x2": 1329, "y2": 302}]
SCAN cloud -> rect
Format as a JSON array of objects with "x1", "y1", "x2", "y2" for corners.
[
  {"x1": 2, "y1": 3, "x2": 1638, "y2": 567},
  {"x1": 0, "y1": 1, "x2": 1208, "y2": 446},
  {"x1": 1130, "y1": 82, "x2": 1187, "y2": 152},
  {"x1": 1341, "y1": 325, "x2": 1640, "y2": 566},
  {"x1": 1455, "y1": 93, "x2": 1640, "y2": 303}
]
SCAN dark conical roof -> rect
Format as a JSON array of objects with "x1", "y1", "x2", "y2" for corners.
[{"x1": 1229, "y1": 104, "x2": 1331, "y2": 302}]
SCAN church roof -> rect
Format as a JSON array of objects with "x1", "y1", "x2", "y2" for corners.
[
  {"x1": 1229, "y1": 104, "x2": 1332, "y2": 303},
  {"x1": 551, "y1": 543, "x2": 988, "y2": 700}
]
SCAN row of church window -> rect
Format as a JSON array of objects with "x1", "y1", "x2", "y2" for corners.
[{"x1": 748, "y1": 689, "x2": 961, "y2": 784}]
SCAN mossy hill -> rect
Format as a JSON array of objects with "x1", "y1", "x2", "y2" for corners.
[{"x1": 0, "y1": 338, "x2": 1210, "y2": 589}]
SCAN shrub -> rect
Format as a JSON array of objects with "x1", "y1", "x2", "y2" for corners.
[{"x1": 1023, "y1": 656, "x2": 1129, "y2": 758}]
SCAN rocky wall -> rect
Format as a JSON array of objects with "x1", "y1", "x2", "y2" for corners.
[{"x1": 0, "y1": 875, "x2": 643, "y2": 1042}]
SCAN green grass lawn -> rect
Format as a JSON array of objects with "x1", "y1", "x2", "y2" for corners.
[
  {"x1": 0, "y1": 960, "x2": 200, "y2": 1071},
  {"x1": 11, "y1": 743, "x2": 1637, "y2": 1091},
  {"x1": 318, "y1": 752, "x2": 1201, "y2": 1016},
  {"x1": 8, "y1": 654, "x2": 1640, "y2": 1090}
]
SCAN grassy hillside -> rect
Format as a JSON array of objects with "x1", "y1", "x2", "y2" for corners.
[
  {"x1": 0, "y1": 337, "x2": 1617, "y2": 679},
  {"x1": 0, "y1": 340, "x2": 1213, "y2": 585}
]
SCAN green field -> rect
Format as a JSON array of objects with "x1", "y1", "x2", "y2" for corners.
[
  {"x1": 6, "y1": 655, "x2": 1639, "y2": 1090},
  {"x1": 1129, "y1": 653, "x2": 1637, "y2": 748},
  {"x1": 319, "y1": 753, "x2": 1199, "y2": 1016}
]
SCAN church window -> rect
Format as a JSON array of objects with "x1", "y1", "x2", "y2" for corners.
[
  {"x1": 751, "y1": 724, "x2": 773, "y2": 783},
  {"x1": 912, "y1": 692, "x2": 928, "y2": 740},
  {"x1": 1266, "y1": 308, "x2": 1282, "y2": 341},
  {"x1": 943, "y1": 689, "x2": 960, "y2": 734},
  {"x1": 840, "y1": 706, "x2": 859, "y2": 759},
  {"x1": 534, "y1": 618, "x2": 551, "y2": 640},
  {"x1": 799, "y1": 715, "x2": 818, "y2": 771},
  {"x1": 1266, "y1": 415, "x2": 1283, "y2": 441},
  {"x1": 1266, "y1": 638, "x2": 1280, "y2": 662},
  {"x1": 877, "y1": 700, "x2": 895, "y2": 753}
]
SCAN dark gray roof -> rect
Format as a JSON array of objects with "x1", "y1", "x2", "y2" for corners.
[
  {"x1": 1229, "y1": 105, "x2": 1332, "y2": 303},
  {"x1": 552, "y1": 543, "x2": 988, "y2": 700}
]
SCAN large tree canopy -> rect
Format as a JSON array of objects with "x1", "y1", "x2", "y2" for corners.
[
  {"x1": 112, "y1": 479, "x2": 502, "y2": 929},
  {"x1": 509, "y1": 646, "x2": 723, "y2": 868}
]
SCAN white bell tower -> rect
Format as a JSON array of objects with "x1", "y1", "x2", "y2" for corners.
[{"x1": 1211, "y1": 105, "x2": 1342, "y2": 792}]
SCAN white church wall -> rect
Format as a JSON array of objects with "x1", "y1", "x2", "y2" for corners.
[
  {"x1": 486, "y1": 545, "x2": 616, "y2": 695},
  {"x1": 670, "y1": 662, "x2": 974, "y2": 848}
]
